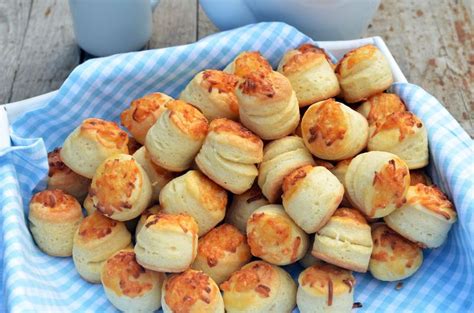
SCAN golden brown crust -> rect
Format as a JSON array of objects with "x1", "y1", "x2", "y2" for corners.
[
  {"x1": 371, "y1": 224, "x2": 420, "y2": 266},
  {"x1": 304, "y1": 99, "x2": 347, "y2": 146},
  {"x1": 102, "y1": 250, "x2": 154, "y2": 297},
  {"x1": 233, "y1": 51, "x2": 272, "y2": 78},
  {"x1": 77, "y1": 211, "x2": 118, "y2": 241},
  {"x1": 372, "y1": 159, "x2": 409, "y2": 215},
  {"x1": 126, "y1": 137, "x2": 142, "y2": 155},
  {"x1": 408, "y1": 184, "x2": 456, "y2": 220},
  {"x1": 194, "y1": 171, "x2": 228, "y2": 212},
  {"x1": 144, "y1": 212, "x2": 199, "y2": 235},
  {"x1": 335, "y1": 44, "x2": 377, "y2": 74},
  {"x1": 165, "y1": 270, "x2": 217, "y2": 312},
  {"x1": 239, "y1": 72, "x2": 276, "y2": 98},
  {"x1": 282, "y1": 165, "x2": 313, "y2": 195},
  {"x1": 300, "y1": 263, "x2": 355, "y2": 298},
  {"x1": 282, "y1": 44, "x2": 333, "y2": 75},
  {"x1": 121, "y1": 93, "x2": 170, "y2": 126},
  {"x1": 90, "y1": 157, "x2": 141, "y2": 217},
  {"x1": 80, "y1": 118, "x2": 129, "y2": 150},
  {"x1": 409, "y1": 170, "x2": 432, "y2": 186},
  {"x1": 332, "y1": 208, "x2": 368, "y2": 225},
  {"x1": 48, "y1": 148, "x2": 74, "y2": 177},
  {"x1": 220, "y1": 261, "x2": 275, "y2": 298},
  {"x1": 198, "y1": 224, "x2": 247, "y2": 267},
  {"x1": 166, "y1": 100, "x2": 209, "y2": 139},
  {"x1": 30, "y1": 189, "x2": 82, "y2": 222},
  {"x1": 372, "y1": 112, "x2": 423, "y2": 141},
  {"x1": 365, "y1": 93, "x2": 406, "y2": 124},
  {"x1": 209, "y1": 118, "x2": 263, "y2": 147}
]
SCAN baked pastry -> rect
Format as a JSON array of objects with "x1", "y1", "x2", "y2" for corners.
[
  {"x1": 247, "y1": 204, "x2": 309, "y2": 265},
  {"x1": 61, "y1": 118, "x2": 129, "y2": 178},
  {"x1": 83, "y1": 193, "x2": 95, "y2": 215},
  {"x1": 336, "y1": 44, "x2": 393, "y2": 103},
  {"x1": 329, "y1": 158, "x2": 353, "y2": 207},
  {"x1": 236, "y1": 71, "x2": 300, "y2": 140},
  {"x1": 384, "y1": 184, "x2": 456, "y2": 248},
  {"x1": 225, "y1": 184, "x2": 269, "y2": 233},
  {"x1": 191, "y1": 224, "x2": 252, "y2": 284},
  {"x1": 258, "y1": 136, "x2": 315, "y2": 203},
  {"x1": 282, "y1": 165, "x2": 344, "y2": 233},
  {"x1": 369, "y1": 223, "x2": 423, "y2": 281},
  {"x1": 297, "y1": 263, "x2": 355, "y2": 313},
  {"x1": 179, "y1": 70, "x2": 240, "y2": 121},
  {"x1": 195, "y1": 118, "x2": 263, "y2": 194},
  {"x1": 101, "y1": 249, "x2": 166, "y2": 312},
  {"x1": 301, "y1": 99, "x2": 368, "y2": 160},
  {"x1": 135, "y1": 213, "x2": 198, "y2": 272},
  {"x1": 220, "y1": 260, "x2": 297, "y2": 313},
  {"x1": 135, "y1": 205, "x2": 161, "y2": 237},
  {"x1": 224, "y1": 51, "x2": 272, "y2": 78},
  {"x1": 127, "y1": 136, "x2": 142, "y2": 155},
  {"x1": 89, "y1": 154, "x2": 152, "y2": 221},
  {"x1": 133, "y1": 146, "x2": 175, "y2": 202},
  {"x1": 278, "y1": 44, "x2": 340, "y2": 107},
  {"x1": 160, "y1": 170, "x2": 227, "y2": 236},
  {"x1": 120, "y1": 92, "x2": 173, "y2": 144},
  {"x1": 357, "y1": 93, "x2": 406, "y2": 124},
  {"x1": 145, "y1": 99, "x2": 208, "y2": 172},
  {"x1": 410, "y1": 169, "x2": 432, "y2": 186},
  {"x1": 47, "y1": 148, "x2": 90, "y2": 201},
  {"x1": 72, "y1": 211, "x2": 132, "y2": 283},
  {"x1": 162, "y1": 269, "x2": 224, "y2": 313},
  {"x1": 368, "y1": 111, "x2": 429, "y2": 169},
  {"x1": 312, "y1": 208, "x2": 373, "y2": 272},
  {"x1": 28, "y1": 189, "x2": 83, "y2": 257},
  {"x1": 345, "y1": 151, "x2": 410, "y2": 218}
]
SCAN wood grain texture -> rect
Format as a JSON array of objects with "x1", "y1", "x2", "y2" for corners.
[{"x1": 197, "y1": 4, "x2": 218, "y2": 39}]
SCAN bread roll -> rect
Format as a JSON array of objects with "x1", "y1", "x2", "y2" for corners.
[
  {"x1": 278, "y1": 44, "x2": 340, "y2": 107},
  {"x1": 135, "y1": 205, "x2": 161, "y2": 237},
  {"x1": 384, "y1": 184, "x2": 456, "y2": 248},
  {"x1": 345, "y1": 151, "x2": 410, "y2": 218},
  {"x1": 357, "y1": 93, "x2": 406, "y2": 124},
  {"x1": 160, "y1": 170, "x2": 227, "y2": 236},
  {"x1": 120, "y1": 92, "x2": 173, "y2": 144},
  {"x1": 162, "y1": 269, "x2": 224, "y2": 313},
  {"x1": 195, "y1": 118, "x2": 263, "y2": 194},
  {"x1": 236, "y1": 71, "x2": 300, "y2": 140},
  {"x1": 329, "y1": 158, "x2": 353, "y2": 207},
  {"x1": 301, "y1": 99, "x2": 368, "y2": 160},
  {"x1": 369, "y1": 224, "x2": 423, "y2": 281},
  {"x1": 297, "y1": 263, "x2": 355, "y2": 313},
  {"x1": 89, "y1": 154, "x2": 152, "y2": 221},
  {"x1": 101, "y1": 249, "x2": 165, "y2": 312},
  {"x1": 180, "y1": 70, "x2": 240, "y2": 121},
  {"x1": 145, "y1": 100, "x2": 208, "y2": 172},
  {"x1": 224, "y1": 51, "x2": 273, "y2": 77},
  {"x1": 282, "y1": 165, "x2": 344, "y2": 233},
  {"x1": 247, "y1": 204, "x2": 309, "y2": 265},
  {"x1": 410, "y1": 169, "x2": 432, "y2": 186},
  {"x1": 29, "y1": 189, "x2": 83, "y2": 257},
  {"x1": 336, "y1": 44, "x2": 393, "y2": 103},
  {"x1": 83, "y1": 193, "x2": 95, "y2": 215},
  {"x1": 73, "y1": 212, "x2": 132, "y2": 283},
  {"x1": 135, "y1": 213, "x2": 198, "y2": 272},
  {"x1": 191, "y1": 224, "x2": 251, "y2": 284},
  {"x1": 47, "y1": 148, "x2": 90, "y2": 201},
  {"x1": 133, "y1": 146, "x2": 175, "y2": 202},
  {"x1": 225, "y1": 184, "x2": 269, "y2": 233},
  {"x1": 220, "y1": 260, "x2": 296, "y2": 313},
  {"x1": 312, "y1": 208, "x2": 373, "y2": 272},
  {"x1": 61, "y1": 118, "x2": 129, "y2": 178},
  {"x1": 258, "y1": 136, "x2": 315, "y2": 203},
  {"x1": 368, "y1": 111, "x2": 429, "y2": 169}
]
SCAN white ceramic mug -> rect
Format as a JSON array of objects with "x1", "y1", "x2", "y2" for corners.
[
  {"x1": 68, "y1": 0, "x2": 160, "y2": 57},
  {"x1": 200, "y1": 0, "x2": 381, "y2": 40}
]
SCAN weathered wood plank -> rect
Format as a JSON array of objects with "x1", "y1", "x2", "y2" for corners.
[
  {"x1": 0, "y1": 0, "x2": 32, "y2": 103},
  {"x1": 149, "y1": 0, "x2": 197, "y2": 48},
  {"x1": 366, "y1": 0, "x2": 473, "y2": 136},
  {"x1": 197, "y1": 4, "x2": 218, "y2": 40},
  {"x1": 8, "y1": 0, "x2": 79, "y2": 102}
]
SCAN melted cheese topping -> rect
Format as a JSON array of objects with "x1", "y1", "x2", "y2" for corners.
[
  {"x1": 366, "y1": 93, "x2": 406, "y2": 124},
  {"x1": 30, "y1": 189, "x2": 82, "y2": 221},
  {"x1": 336, "y1": 44, "x2": 377, "y2": 73},
  {"x1": 80, "y1": 118, "x2": 128, "y2": 150},
  {"x1": 372, "y1": 159, "x2": 409, "y2": 214},
  {"x1": 144, "y1": 212, "x2": 198, "y2": 235},
  {"x1": 220, "y1": 261, "x2": 275, "y2": 297},
  {"x1": 233, "y1": 51, "x2": 272, "y2": 78},
  {"x1": 300, "y1": 263, "x2": 355, "y2": 298},
  {"x1": 167, "y1": 100, "x2": 209, "y2": 139},
  {"x1": 408, "y1": 184, "x2": 456, "y2": 220},
  {"x1": 78, "y1": 212, "x2": 117, "y2": 240},
  {"x1": 306, "y1": 99, "x2": 347, "y2": 146},
  {"x1": 282, "y1": 44, "x2": 332, "y2": 75},
  {"x1": 372, "y1": 111, "x2": 423, "y2": 141}
]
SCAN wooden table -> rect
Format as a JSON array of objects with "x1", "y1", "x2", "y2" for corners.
[{"x1": 1, "y1": 0, "x2": 473, "y2": 136}]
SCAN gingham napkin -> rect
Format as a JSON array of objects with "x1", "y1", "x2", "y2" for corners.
[{"x1": 1, "y1": 22, "x2": 473, "y2": 312}]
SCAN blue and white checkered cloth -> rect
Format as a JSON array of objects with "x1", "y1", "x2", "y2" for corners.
[{"x1": 1, "y1": 22, "x2": 473, "y2": 312}]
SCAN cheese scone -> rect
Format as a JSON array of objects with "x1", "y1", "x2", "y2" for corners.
[
  {"x1": 120, "y1": 92, "x2": 173, "y2": 144},
  {"x1": 329, "y1": 158, "x2": 353, "y2": 207},
  {"x1": 301, "y1": 99, "x2": 368, "y2": 160},
  {"x1": 135, "y1": 205, "x2": 161, "y2": 237},
  {"x1": 224, "y1": 51, "x2": 272, "y2": 77},
  {"x1": 345, "y1": 151, "x2": 410, "y2": 218},
  {"x1": 336, "y1": 44, "x2": 393, "y2": 103},
  {"x1": 357, "y1": 93, "x2": 406, "y2": 124},
  {"x1": 278, "y1": 43, "x2": 340, "y2": 107},
  {"x1": 384, "y1": 184, "x2": 456, "y2": 248},
  {"x1": 61, "y1": 118, "x2": 129, "y2": 178},
  {"x1": 180, "y1": 70, "x2": 240, "y2": 121}
]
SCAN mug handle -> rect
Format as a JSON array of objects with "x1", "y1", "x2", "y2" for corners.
[{"x1": 150, "y1": 0, "x2": 160, "y2": 11}]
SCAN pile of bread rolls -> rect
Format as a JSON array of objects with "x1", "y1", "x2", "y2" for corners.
[{"x1": 28, "y1": 43, "x2": 457, "y2": 313}]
